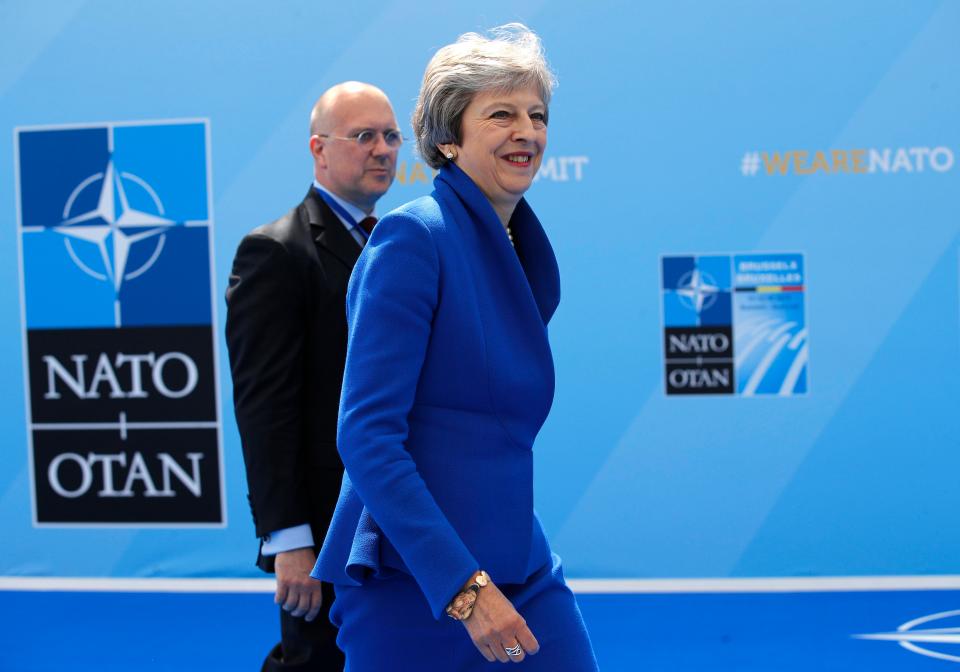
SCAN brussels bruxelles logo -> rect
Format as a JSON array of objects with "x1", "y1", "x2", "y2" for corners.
[
  {"x1": 661, "y1": 253, "x2": 808, "y2": 396},
  {"x1": 15, "y1": 120, "x2": 224, "y2": 526}
]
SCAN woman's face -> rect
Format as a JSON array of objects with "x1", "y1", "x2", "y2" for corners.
[{"x1": 452, "y1": 85, "x2": 547, "y2": 219}]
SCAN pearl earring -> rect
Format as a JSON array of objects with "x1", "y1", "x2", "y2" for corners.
[{"x1": 446, "y1": 151, "x2": 454, "y2": 159}]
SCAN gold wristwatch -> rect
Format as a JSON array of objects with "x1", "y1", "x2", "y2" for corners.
[{"x1": 445, "y1": 570, "x2": 490, "y2": 621}]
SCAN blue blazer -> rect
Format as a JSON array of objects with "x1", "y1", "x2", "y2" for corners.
[{"x1": 313, "y1": 163, "x2": 560, "y2": 620}]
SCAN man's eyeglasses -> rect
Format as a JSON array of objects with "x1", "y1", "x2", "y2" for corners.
[{"x1": 318, "y1": 129, "x2": 404, "y2": 148}]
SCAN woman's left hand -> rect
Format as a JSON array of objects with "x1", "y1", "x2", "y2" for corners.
[{"x1": 461, "y1": 579, "x2": 540, "y2": 663}]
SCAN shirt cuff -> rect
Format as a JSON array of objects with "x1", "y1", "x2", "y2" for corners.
[{"x1": 260, "y1": 524, "x2": 315, "y2": 556}]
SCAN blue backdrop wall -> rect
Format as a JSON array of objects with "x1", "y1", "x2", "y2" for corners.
[{"x1": 1, "y1": 0, "x2": 958, "y2": 582}]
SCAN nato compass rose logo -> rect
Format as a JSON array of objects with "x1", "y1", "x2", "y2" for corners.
[
  {"x1": 17, "y1": 121, "x2": 215, "y2": 330},
  {"x1": 58, "y1": 157, "x2": 174, "y2": 298},
  {"x1": 661, "y1": 255, "x2": 732, "y2": 328},
  {"x1": 675, "y1": 267, "x2": 721, "y2": 315},
  {"x1": 854, "y1": 610, "x2": 960, "y2": 663}
]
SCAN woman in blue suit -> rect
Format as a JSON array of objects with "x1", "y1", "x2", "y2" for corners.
[{"x1": 313, "y1": 24, "x2": 598, "y2": 670}]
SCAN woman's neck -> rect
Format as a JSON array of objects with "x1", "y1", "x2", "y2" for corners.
[{"x1": 491, "y1": 202, "x2": 515, "y2": 230}]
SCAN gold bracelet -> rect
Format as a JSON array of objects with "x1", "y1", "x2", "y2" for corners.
[{"x1": 444, "y1": 570, "x2": 490, "y2": 621}]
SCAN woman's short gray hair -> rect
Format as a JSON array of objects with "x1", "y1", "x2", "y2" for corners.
[{"x1": 413, "y1": 23, "x2": 557, "y2": 169}]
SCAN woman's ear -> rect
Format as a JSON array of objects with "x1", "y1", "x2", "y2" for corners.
[{"x1": 438, "y1": 144, "x2": 457, "y2": 161}]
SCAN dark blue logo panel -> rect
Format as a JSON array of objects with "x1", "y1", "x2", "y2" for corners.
[{"x1": 16, "y1": 120, "x2": 223, "y2": 526}]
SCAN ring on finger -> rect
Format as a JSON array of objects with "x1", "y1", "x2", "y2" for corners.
[{"x1": 505, "y1": 643, "x2": 523, "y2": 657}]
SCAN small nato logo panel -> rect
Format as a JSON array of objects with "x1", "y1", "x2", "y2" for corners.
[
  {"x1": 661, "y1": 253, "x2": 808, "y2": 396},
  {"x1": 15, "y1": 120, "x2": 224, "y2": 526}
]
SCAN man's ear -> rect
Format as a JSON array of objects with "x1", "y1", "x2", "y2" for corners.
[{"x1": 310, "y1": 135, "x2": 327, "y2": 169}]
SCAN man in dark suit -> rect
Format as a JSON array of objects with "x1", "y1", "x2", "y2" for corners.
[{"x1": 225, "y1": 81, "x2": 400, "y2": 671}]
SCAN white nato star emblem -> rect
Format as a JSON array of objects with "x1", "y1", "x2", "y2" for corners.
[
  {"x1": 675, "y1": 267, "x2": 720, "y2": 314},
  {"x1": 55, "y1": 158, "x2": 174, "y2": 291}
]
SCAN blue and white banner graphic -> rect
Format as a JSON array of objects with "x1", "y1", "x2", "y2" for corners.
[{"x1": 732, "y1": 253, "x2": 807, "y2": 396}]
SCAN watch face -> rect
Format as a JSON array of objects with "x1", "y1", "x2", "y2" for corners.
[{"x1": 476, "y1": 571, "x2": 489, "y2": 587}]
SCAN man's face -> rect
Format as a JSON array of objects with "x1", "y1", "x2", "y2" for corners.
[{"x1": 311, "y1": 90, "x2": 399, "y2": 212}]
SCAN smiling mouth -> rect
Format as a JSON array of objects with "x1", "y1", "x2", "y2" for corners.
[{"x1": 502, "y1": 153, "x2": 533, "y2": 166}]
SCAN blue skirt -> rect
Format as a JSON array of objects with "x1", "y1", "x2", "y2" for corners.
[{"x1": 329, "y1": 553, "x2": 598, "y2": 671}]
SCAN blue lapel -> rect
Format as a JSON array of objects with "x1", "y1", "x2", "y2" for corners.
[{"x1": 433, "y1": 163, "x2": 560, "y2": 326}]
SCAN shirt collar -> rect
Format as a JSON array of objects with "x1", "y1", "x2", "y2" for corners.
[{"x1": 312, "y1": 180, "x2": 374, "y2": 230}]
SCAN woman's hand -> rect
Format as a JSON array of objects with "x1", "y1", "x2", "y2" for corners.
[{"x1": 462, "y1": 580, "x2": 540, "y2": 663}]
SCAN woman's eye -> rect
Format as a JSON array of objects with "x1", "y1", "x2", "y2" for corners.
[
  {"x1": 490, "y1": 110, "x2": 511, "y2": 119},
  {"x1": 530, "y1": 112, "x2": 546, "y2": 123}
]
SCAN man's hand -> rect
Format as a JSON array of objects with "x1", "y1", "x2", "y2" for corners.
[
  {"x1": 274, "y1": 547, "x2": 323, "y2": 622},
  {"x1": 461, "y1": 580, "x2": 540, "y2": 664}
]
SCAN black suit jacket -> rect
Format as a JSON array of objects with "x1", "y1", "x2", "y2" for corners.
[{"x1": 225, "y1": 186, "x2": 361, "y2": 572}]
